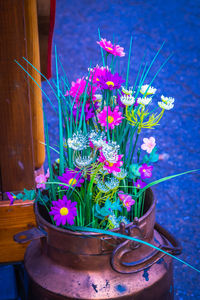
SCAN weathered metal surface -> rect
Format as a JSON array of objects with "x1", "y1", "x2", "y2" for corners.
[{"x1": 19, "y1": 189, "x2": 180, "y2": 299}]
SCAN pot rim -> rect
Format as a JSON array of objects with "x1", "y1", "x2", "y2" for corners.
[{"x1": 35, "y1": 188, "x2": 155, "y2": 237}]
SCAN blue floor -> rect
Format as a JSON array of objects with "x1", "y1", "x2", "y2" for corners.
[
  {"x1": 1, "y1": 0, "x2": 199, "y2": 299},
  {"x1": 43, "y1": 0, "x2": 200, "y2": 298}
]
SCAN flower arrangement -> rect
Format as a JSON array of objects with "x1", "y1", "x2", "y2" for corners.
[{"x1": 11, "y1": 36, "x2": 198, "y2": 233}]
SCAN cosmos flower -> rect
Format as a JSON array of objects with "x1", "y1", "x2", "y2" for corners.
[
  {"x1": 141, "y1": 137, "x2": 156, "y2": 154},
  {"x1": 118, "y1": 191, "x2": 135, "y2": 212},
  {"x1": 58, "y1": 168, "x2": 84, "y2": 189},
  {"x1": 139, "y1": 164, "x2": 153, "y2": 179},
  {"x1": 89, "y1": 65, "x2": 110, "y2": 85},
  {"x1": 98, "y1": 151, "x2": 123, "y2": 173},
  {"x1": 97, "y1": 38, "x2": 125, "y2": 57},
  {"x1": 140, "y1": 84, "x2": 157, "y2": 96},
  {"x1": 65, "y1": 77, "x2": 97, "y2": 102},
  {"x1": 98, "y1": 70, "x2": 125, "y2": 91},
  {"x1": 137, "y1": 97, "x2": 152, "y2": 105},
  {"x1": 49, "y1": 196, "x2": 77, "y2": 226},
  {"x1": 97, "y1": 106, "x2": 124, "y2": 130},
  {"x1": 134, "y1": 179, "x2": 147, "y2": 189}
]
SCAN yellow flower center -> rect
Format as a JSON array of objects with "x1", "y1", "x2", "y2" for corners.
[
  {"x1": 106, "y1": 81, "x2": 115, "y2": 87},
  {"x1": 68, "y1": 178, "x2": 77, "y2": 186},
  {"x1": 107, "y1": 116, "x2": 114, "y2": 123},
  {"x1": 60, "y1": 207, "x2": 69, "y2": 216},
  {"x1": 108, "y1": 162, "x2": 114, "y2": 167},
  {"x1": 106, "y1": 47, "x2": 113, "y2": 51},
  {"x1": 96, "y1": 78, "x2": 100, "y2": 81}
]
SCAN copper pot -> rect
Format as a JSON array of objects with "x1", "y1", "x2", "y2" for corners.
[{"x1": 14, "y1": 189, "x2": 181, "y2": 299}]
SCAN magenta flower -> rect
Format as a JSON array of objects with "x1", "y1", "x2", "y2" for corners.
[
  {"x1": 65, "y1": 77, "x2": 97, "y2": 102},
  {"x1": 134, "y1": 179, "x2": 147, "y2": 189},
  {"x1": 97, "y1": 106, "x2": 124, "y2": 130},
  {"x1": 141, "y1": 137, "x2": 156, "y2": 154},
  {"x1": 58, "y1": 168, "x2": 84, "y2": 189},
  {"x1": 6, "y1": 192, "x2": 15, "y2": 205},
  {"x1": 35, "y1": 174, "x2": 47, "y2": 190},
  {"x1": 139, "y1": 164, "x2": 153, "y2": 179},
  {"x1": 98, "y1": 70, "x2": 125, "y2": 91},
  {"x1": 97, "y1": 38, "x2": 125, "y2": 57},
  {"x1": 89, "y1": 65, "x2": 110, "y2": 85},
  {"x1": 49, "y1": 196, "x2": 77, "y2": 226},
  {"x1": 98, "y1": 151, "x2": 123, "y2": 173},
  {"x1": 118, "y1": 191, "x2": 135, "y2": 212}
]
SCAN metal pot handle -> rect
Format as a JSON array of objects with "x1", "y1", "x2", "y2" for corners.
[
  {"x1": 110, "y1": 222, "x2": 182, "y2": 274},
  {"x1": 13, "y1": 227, "x2": 47, "y2": 244}
]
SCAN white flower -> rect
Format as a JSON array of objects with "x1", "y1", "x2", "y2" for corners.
[
  {"x1": 105, "y1": 177, "x2": 119, "y2": 190},
  {"x1": 97, "y1": 181, "x2": 110, "y2": 193},
  {"x1": 89, "y1": 130, "x2": 105, "y2": 148},
  {"x1": 141, "y1": 137, "x2": 156, "y2": 154},
  {"x1": 74, "y1": 155, "x2": 93, "y2": 167},
  {"x1": 158, "y1": 101, "x2": 174, "y2": 110},
  {"x1": 140, "y1": 84, "x2": 157, "y2": 96},
  {"x1": 161, "y1": 95, "x2": 175, "y2": 104},
  {"x1": 67, "y1": 132, "x2": 88, "y2": 150},
  {"x1": 137, "y1": 97, "x2": 152, "y2": 105},
  {"x1": 120, "y1": 95, "x2": 135, "y2": 106},
  {"x1": 94, "y1": 94, "x2": 103, "y2": 102},
  {"x1": 102, "y1": 141, "x2": 120, "y2": 163},
  {"x1": 122, "y1": 86, "x2": 134, "y2": 96}
]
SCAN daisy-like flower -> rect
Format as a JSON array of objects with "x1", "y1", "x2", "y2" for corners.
[
  {"x1": 98, "y1": 151, "x2": 123, "y2": 174},
  {"x1": 120, "y1": 95, "x2": 135, "y2": 106},
  {"x1": 65, "y1": 77, "x2": 97, "y2": 102},
  {"x1": 137, "y1": 97, "x2": 152, "y2": 105},
  {"x1": 89, "y1": 65, "x2": 110, "y2": 85},
  {"x1": 158, "y1": 95, "x2": 175, "y2": 110},
  {"x1": 98, "y1": 70, "x2": 125, "y2": 91},
  {"x1": 139, "y1": 164, "x2": 153, "y2": 179},
  {"x1": 141, "y1": 137, "x2": 156, "y2": 154},
  {"x1": 113, "y1": 168, "x2": 127, "y2": 180},
  {"x1": 134, "y1": 179, "x2": 147, "y2": 189},
  {"x1": 58, "y1": 168, "x2": 84, "y2": 189},
  {"x1": 49, "y1": 196, "x2": 77, "y2": 226},
  {"x1": 118, "y1": 191, "x2": 135, "y2": 212},
  {"x1": 67, "y1": 132, "x2": 88, "y2": 151},
  {"x1": 140, "y1": 84, "x2": 157, "y2": 96},
  {"x1": 97, "y1": 38, "x2": 125, "y2": 57},
  {"x1": 105, "y1": 177, "x2": 120, "y2": 190},
  {"x1": 97, "y1": 106, "x2": 124, "y2": 131},
  {"x1": 35, "y1": 174, "x2": 47, "y2": 190}
]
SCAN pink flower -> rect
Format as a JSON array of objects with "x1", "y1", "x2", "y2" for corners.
[
  {"x1": 97, "y1": 38, "x2": 125, "y2": 57},
  {"x1": 118, "y1": 191, "x2": 135, "y2": 212},
  {"x1": 98, "y1": 151, "x2": 123, "y2": 173},
  {"x1": 49, "y1": 196, "x2": 77, "y2": 226},
  {"x1": 35, "y1": 174, "x2": 47, "y2": 189},
  {"x1": 139, "y1": 164, "x2": 153, "y2": 179},
  {"x1": 97, "y1": 106, "x2": 124, "y2": 130},
  {"x1": 141, "y1": 137, "x2": 156, "y2": 154},
  {"x1": 134, "y1": 179, "x2": 147, "y2": 189},
  {"x1": 89, "y1": 65, "x2": 109, "y2": 85},
  {"x1": 65, "y1": 77, "x2": 97, "y2": 102}
]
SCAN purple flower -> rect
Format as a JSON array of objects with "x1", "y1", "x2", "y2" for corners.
[
  {"x1": 98, "y1": 70, "x2": 125, "y2": 91},
  {"x1": 35, "y1": 174, "x2": 47, "y2": 189},
  {"x1": 73, "y1": 102, "x2": 99, "y2": 121},
  {"x1": 6, "y1": 192, "x2": 15, "y2": 205},
  {"x1": 49, "y1": 196, "x2": 77, "y2": 226},
  {"x1": 139, "y1": 164, "x2": 153, "y2": 179},
  {"x1": 58, "y1": 168, "x2": 84, "y2": 189},
  {"x1": 134, "y1": 179, "x2": 147, "y2": 189}
]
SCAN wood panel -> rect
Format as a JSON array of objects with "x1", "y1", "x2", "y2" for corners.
[
  {"x1": 0, "y1": 0, "x2": 35, "y2": 192},
  {"x1": 0, "y1": 200, "x2": 36, "y2": 263}
]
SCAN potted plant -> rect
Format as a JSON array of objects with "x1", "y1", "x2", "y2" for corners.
[{"x1": 12, "y1": 36, "x2": 199, "y2": 299}]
